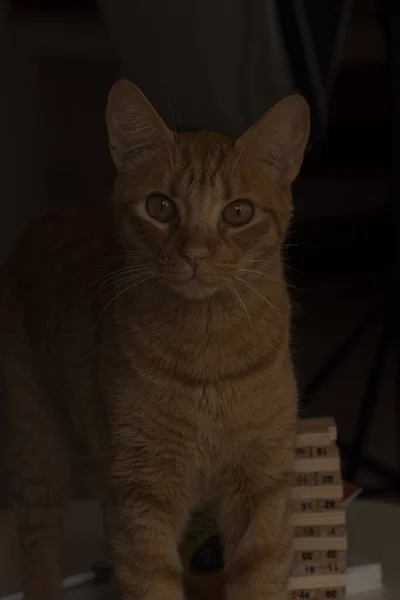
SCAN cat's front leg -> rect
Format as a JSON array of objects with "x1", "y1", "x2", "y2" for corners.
[
  {"x1": 216, "y1": 433, "x2": 295, "y2": 600},
  {"x1": 105, "y1": 432, "x2": 196, "y2": 600}
]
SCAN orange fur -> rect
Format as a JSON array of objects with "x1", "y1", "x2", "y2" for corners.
[{"x1": 0, "y1": 81, "x2": 309, "y2": 600}]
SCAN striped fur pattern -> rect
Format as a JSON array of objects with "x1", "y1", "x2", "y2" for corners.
[{"x1": 0, "y1": 81, "x2": 309, "y2": 600}]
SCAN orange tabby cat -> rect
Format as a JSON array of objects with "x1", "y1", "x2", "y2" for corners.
[{"x1": 0, "y1": 81, "x2": 309, "y2": 600}]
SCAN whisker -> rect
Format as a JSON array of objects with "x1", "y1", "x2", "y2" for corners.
[
  {"x1": 284, "y1": 236, "x2": 317, "y2": 248},
  {"x1": 95, "y1": 274, "x2": 157, "y2": 326},
  {"x1": 233, "y1": 277, "x2": 283, "y2": 319},
  {"x1": 89, "y1": 268, "x2": 154, "y2": 295},
  {"x1": 93, "y1": 270, "x2": 155, "y2": 297},
  {"x1": 90, "y1": 265, "x2": 153, "y2": 288},
  {"x1": 240, "y1": 258, "x2": 280, "y2": 269},
  {"x1": 236, "y1": 268, "x2": 301, "y2": 291},
  {"x1": 241, "y1": 258, "x2": 306, "y2": 276},
  {"x1": 227, "y1": 282, "x2": 256, "y2": 353},
  {"x1": 237, "y1": 268, "x2": 283, "y2": 283},
  {"x1": 241, "y1": 256, "x2": 283, "y2": 264}
]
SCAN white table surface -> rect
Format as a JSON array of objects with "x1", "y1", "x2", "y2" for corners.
[{"x1": 346, "y1": 499, "x2": 400, "y2": 600}]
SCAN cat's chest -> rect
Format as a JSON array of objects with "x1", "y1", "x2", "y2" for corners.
[
  {"x1": 130, "y1": 362, "x2": 275, "y2": 442},
  {"x1": 129, "y1": 324, "x2": 276, "y2": 386},
  {"x1": 118, "y1": 297, "x2": 282, "y2": 382},
  {"x1": 108, "y1": 313, "x2": 289, "y2": 445}
]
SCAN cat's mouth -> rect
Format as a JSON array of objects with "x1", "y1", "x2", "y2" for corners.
[
  {"x1": 168, "y1": 274, "x2": 218, "y2": 298},
  {"x1": 173, "y1": 274, "x2": 199, "y2": 285}
]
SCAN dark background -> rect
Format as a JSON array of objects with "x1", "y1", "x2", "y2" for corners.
[{"x1": 0, "y1": 0, "x2": 394, "y2": 501}]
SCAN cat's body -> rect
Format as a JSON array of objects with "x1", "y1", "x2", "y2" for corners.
[{"x1": 0, "y1": 82, "x2": 309, "y2": 600}]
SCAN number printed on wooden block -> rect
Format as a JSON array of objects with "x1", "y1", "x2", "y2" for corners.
[
  {"x1": 318, "y1": 500, "x2": 344, "y2": 512},
  {"x1": 312, "y1": 445, "x2": 337, "y2": 459},
  {"x1": 295, "y1": 526, "x2": 322, "y2": 538},
  {"x1": 291, "y1": 561, "x2": 322, "y2": 577},
  {"x1": 293, "y1": 500, "x2": 317, "y2": 513},
  {"x1": 318, "y1": 588, "x2": 345, "y2": 600},
  {"x1": 322, "y1": 550, "x2": 346, "y2": 562},
  {"x1": 322, "y1": 525, "x2": 346, "y2": 537},
  {"x1": 317, "y1": 472, "x2": 342, "y2": 486},
  {"x1": 292, "y1": 550, "x2": 346, "y2": 577},
  {"x1": 290, "y1": 590, "x2": 318, "y2": 600},
  {"x1": 322, "y1": 561, "x2": 346, "y2": 575},
  {"x1": 294, "y1": 550, "x2": 320, "y2": 563},
  {"x1": 294, "y1": 472, "x2": 318, "y2": 486},
  {"x1": 296, "y1": 447, "x2": 313, "y2": 459}
]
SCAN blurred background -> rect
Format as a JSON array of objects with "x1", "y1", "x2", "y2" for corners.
[
  {"x1": 0, "y1": 0, "x2": 396, "y2": 498},
  {"x1": 1, "y1": 1, "x2": 400, "y2": 598}
]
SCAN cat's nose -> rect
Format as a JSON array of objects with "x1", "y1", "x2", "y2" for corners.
[{"x1": 179, "y1": 245, "x2": 211, "y2": 267}]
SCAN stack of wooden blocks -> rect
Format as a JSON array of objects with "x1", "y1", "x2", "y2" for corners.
[{"x1": 289, "y1": 418, "x2": 347, "y2": 600}]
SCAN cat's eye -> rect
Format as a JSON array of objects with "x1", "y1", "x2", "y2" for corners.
[
  {"x1": 222, "y1": 200, "x2": 255, "y2": 227},
  {"x1": 146, "y1": 194, "x2": 177, "y2": 223}
]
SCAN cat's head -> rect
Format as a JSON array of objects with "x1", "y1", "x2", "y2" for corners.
[{"x1": 106, "y1": 81, "x2": 309, "y2": 300}]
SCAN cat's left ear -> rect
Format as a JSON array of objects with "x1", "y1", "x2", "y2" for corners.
[
  {"x1": 106, "y1": 79, "x2": 173, "y2": 171},
  {"x1": 234, "y1": 95, "x2": 310, "y2": 185}
]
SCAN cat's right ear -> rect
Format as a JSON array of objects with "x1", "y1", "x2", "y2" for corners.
[{"x1": 106, "y1": 80, "x2": 173, "y2": 171}]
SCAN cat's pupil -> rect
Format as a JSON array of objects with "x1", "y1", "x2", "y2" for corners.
[
  {"x1": 222, "y1": 199, "x2": 254, "y2": 227},
  {"x1": 146, "y1": 194, "x2": 177, "y2": 222}
]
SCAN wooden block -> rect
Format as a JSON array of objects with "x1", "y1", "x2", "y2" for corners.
[
  {"x1": 291, "y1": 550, "x2": 346, "y2": 577},
  {"x1": 318, "y1": 588, "x2": 346, "y2": 600},
  {"x1": 292, "y1": 485, "x2": 343, "y2": 500},
  {"x1": 297, "y1": 417, "x2": 336, "y2": 432},
  {"x1": 288, "y1": 574, "x2": 347, "y2": 591},
  {"x1": 290, "y1": 421, "x2": 346, "y2": 600},
  {"x1": 292, "y1": 509, "x2": 345, "y2": 527},
  {"x1": 292, "y1": 550, "x2": 346, "y2": 565},
  {"x1": 296, "y1": 432, "x2": 336, "y2": 447},
  {"x1": 296, "y1": 419, "x2": 337, "y2": 447},
  {"x1": 295, "y1": 457, "x2": 341, "y2": 473},
  {"x1": 293, "y1": 536, "x2": 347, "y2": 551},
  {"x1": 317, "y1": 472, "x2": 342, "y2": 486}
]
